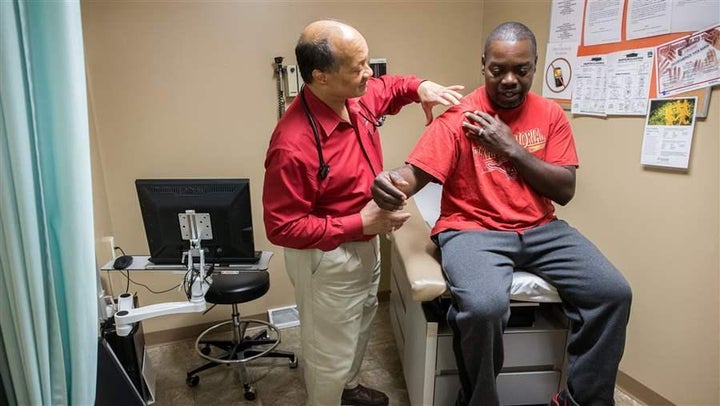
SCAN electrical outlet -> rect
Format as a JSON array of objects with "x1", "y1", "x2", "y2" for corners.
[{"x1": 101, "y1": 236, "x2": 115, "y2": 260}]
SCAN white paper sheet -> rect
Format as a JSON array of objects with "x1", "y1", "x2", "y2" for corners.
[
  {"x1": 583, "y1": 0, "x2": 623, "y2": 45},
  {"x1": 605, "y1": 47, "x2": 655, "y2": 115},
  {"x1": 550, "y1": 0, "x2": 586, "y2": 43},
  {"x1": 626, "y1": 0, "x2": 672, "y2": 40},
  {"x1": 671, "y1": 0, "x2": 720, "y2": 33},
  {"x1": 572, "y1": 55, "x2": 608, "y2": 116}
]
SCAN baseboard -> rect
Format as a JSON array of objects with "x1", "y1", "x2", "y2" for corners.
[{"x1": 616, "y1": 370, "x2": 674, "y2": 406}]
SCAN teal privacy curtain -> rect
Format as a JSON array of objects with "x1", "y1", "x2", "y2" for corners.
[{"x1": 0, "y1": 1, "x2": 97, "y2": 405}]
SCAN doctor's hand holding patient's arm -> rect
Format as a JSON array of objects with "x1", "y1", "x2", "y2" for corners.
[
  {"x1": 372, "y1": 164, "x2": 434, "y2": 211},
  {"x1": 360, "y1": 199, "x2": 411, "y2": 234}
]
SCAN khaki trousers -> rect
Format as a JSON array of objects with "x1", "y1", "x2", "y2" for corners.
[{"x1": 284, "y1": 237, "x2": 380, "y2": 406}]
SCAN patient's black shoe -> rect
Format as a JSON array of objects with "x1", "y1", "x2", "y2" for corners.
[{"x1": 341, "y1": 384, "x2": 389, "y2": 406}]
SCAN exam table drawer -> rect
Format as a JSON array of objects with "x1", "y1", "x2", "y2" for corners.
[
  {"x1": 433, "y1": 371, "x2": 561, "y2": 406},
  {"x1": 498, "y1": 371, "x2": 562, "y2": 405},
  {"x1": 435, "y1": 321, "x2": 567, "y2": 372}
]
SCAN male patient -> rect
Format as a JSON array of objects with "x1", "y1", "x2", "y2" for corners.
[{"x1": 372, "y1": 21, "x2": 632, "y2": 406}]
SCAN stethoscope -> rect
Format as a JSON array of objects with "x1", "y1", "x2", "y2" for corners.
[{"x1": 300, "y1": 86, "x2": 384, "y2": 180}]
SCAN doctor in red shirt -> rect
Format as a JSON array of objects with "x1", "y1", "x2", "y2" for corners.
[{"x1": 263, "y1": 19, "x2": 463, "y2": 406}]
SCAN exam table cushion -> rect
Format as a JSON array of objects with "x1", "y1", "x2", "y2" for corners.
[{"x1": 395, "y1": 183, "x2": 560, "y2": 303}]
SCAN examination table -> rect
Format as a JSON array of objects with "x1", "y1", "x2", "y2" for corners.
[{"x1": 388, "y1": 184, "x2": 570, "y2": 405}]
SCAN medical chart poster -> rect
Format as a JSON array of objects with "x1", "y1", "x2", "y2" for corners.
[
  {"x1": 605, "y1": 48, "x2": 654, "y2": 115},
  {"x1": 656, "y1": 24, "x2": 720, "y2": 97},
  {"x1": 572, "y1": 55, "x2": 608, "y2": 116},
  {"x1": 640, "y1": 97, "x2": 697, "y2": 169}
]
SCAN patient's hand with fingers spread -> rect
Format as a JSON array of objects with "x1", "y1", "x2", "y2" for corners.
[{"x1": 360, "y1": 199, "x2": 410, "y2": 235}]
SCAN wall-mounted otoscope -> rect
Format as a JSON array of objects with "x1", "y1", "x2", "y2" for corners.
[{"x1": 274, "y1": 56, "x2": 286, "y2": 120}]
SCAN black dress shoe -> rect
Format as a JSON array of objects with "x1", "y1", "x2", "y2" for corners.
[{"x1": 341, "y1": 384, "x2": 389, "y2": 406}]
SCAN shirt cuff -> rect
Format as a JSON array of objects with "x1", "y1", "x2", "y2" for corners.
[
  {"x1": 342, "y1": 213, "x2": 365, "y2": 239},
  {"x1": 410, "y1": 78, "x2": 425, "y2": 102}
]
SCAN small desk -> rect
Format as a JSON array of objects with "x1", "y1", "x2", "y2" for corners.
[
  {"x1": 100, "y1": 251, "x2": 274, "y2": 273},
  {"x1": 97, "y1": 251, "x2": 276, "y2": 404},
  {"x1": 98, "y1": 251, "x2": 275, "y2": 338}
]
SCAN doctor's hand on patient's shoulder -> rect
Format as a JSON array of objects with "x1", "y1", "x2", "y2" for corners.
[
  {"x1": 417, "y1": 81, "x2": 465, "y2": 125},
  {"x1": 372, "y1": 171, "x2": 409, "y2": 211},
  {"x1": 361, "y1": 200, "x2": 411, "y2": 235}
]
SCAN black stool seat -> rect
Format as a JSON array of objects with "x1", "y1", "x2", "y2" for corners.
[{"x1": 205, "y1": 271, "x2": 269, "y2": 304}]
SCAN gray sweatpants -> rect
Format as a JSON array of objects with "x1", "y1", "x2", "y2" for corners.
[{"x1": 436, "y1": 220, "x2": 632, "y2": 406}]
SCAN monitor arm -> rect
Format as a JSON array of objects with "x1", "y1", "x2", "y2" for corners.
[{"x1": 113, "y1": 210, "x2": 212, "y2": 337}]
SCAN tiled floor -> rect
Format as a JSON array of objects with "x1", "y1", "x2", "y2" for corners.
[{"x1": 146, "y1": 301, "x2": 643, "y2": 406}]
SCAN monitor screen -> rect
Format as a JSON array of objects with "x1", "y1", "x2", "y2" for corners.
[{"x1": 135, "y1": 178, "x2": 260, "y2": 265}]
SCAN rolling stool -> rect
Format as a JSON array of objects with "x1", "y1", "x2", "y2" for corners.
[{"x1": 186, "y1": 270, "x2": 298, "y2": 400}]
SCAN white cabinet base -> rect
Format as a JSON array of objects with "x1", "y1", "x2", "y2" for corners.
[{"x1": 390, "y1": 249, "x2": 569, "y2": 406}]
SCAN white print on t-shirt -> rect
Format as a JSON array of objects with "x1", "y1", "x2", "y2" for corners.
[{"x1": 472, "y1": 127, "x2": 546, "y2": 179}]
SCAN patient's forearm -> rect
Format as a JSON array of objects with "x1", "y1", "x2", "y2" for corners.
[
  {"x1": 373, "y1": 164, "x2": 433, "y2": 211},
  {"x1": 391, "y1": 164, "x2": 433, "y2": 198}
]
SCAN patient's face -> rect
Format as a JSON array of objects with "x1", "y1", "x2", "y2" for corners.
[{"x1": 482, "y1": 39, "x2": 537, "y2": 109}]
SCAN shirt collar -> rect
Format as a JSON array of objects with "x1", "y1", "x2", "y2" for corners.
[{"x1": 303, "y1": 87, "x2": 354, "y2": 138}]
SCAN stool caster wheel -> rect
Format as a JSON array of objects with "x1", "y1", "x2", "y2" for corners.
[
  {"x1": 243, "y1": 383, "x2": 256, "y2": 400},
  {"x1": 289, "y1": 355, "x2": 298, "y2": 369},
  {"x1": 186, "y1": 375, "x2": 199, "y2": 387},
  {"x1": 200, "y1": 345, "x2": 211, "y2": 355}
]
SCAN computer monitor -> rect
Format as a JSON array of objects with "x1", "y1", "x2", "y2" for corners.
[{"x1": 135, "y1": 178, "x2": 260, "y2": 265}]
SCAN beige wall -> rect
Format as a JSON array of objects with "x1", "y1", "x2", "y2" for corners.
[
  {"x1": 81, "y1": 1, "x2": 484, "y2": 333},
  {"x1": 82, "y1": 1, "x2": 719, "y2": 404}
]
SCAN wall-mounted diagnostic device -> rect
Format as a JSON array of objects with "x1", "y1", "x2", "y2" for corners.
[
  {"x1": 286, "y1": 65, "x2": 303, "y2": 97},
  {"x1": 273, "y1": 57, "x2": 388, "y2": 120},
  {"x1": 370, "y1": 58, "x2": 387, "y2": 78}
]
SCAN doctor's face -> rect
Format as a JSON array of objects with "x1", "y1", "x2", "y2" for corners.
[
  {"x1": 326, "y1": 35, "x2": 373, "y2": 99},
  {"x1": 482, "y1": 39, "x2": 537, "y2": 109}
]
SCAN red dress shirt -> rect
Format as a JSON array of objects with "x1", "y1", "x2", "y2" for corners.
[{"x1": 263, "y1": 75, "x2": 422, "y2": 250}]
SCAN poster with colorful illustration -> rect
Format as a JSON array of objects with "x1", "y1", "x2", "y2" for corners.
[
  {"x1": 640, "y1": 97, "x2": 698, "y2": 169},
  {"x1": 656, "y1": 24, "x2": 720, "y2": 96}
]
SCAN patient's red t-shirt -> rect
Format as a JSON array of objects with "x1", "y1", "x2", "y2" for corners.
[{"x1": 407, "y1": 87, "x2": 578, "y2": 234}]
